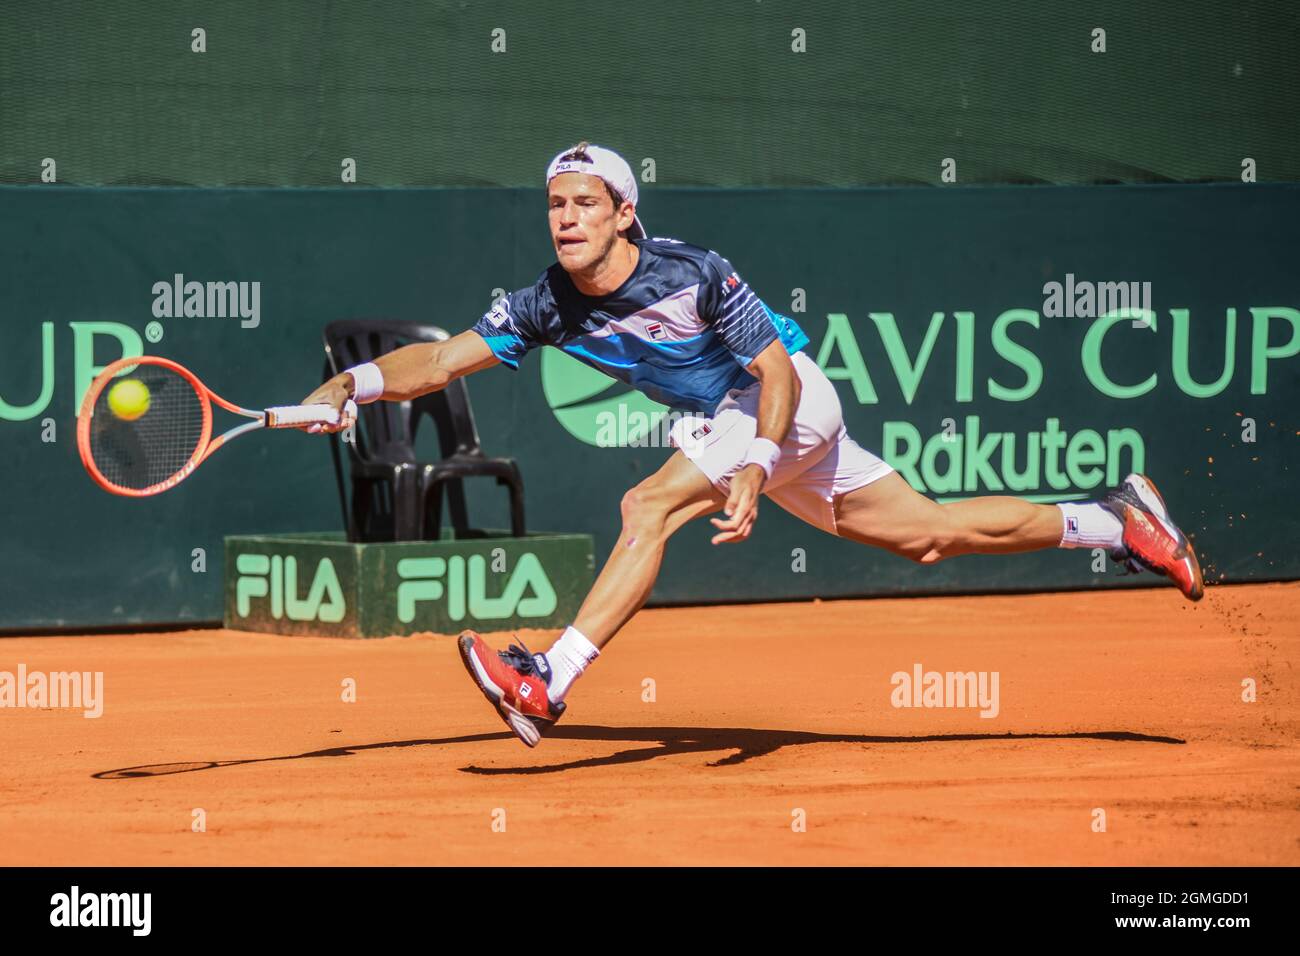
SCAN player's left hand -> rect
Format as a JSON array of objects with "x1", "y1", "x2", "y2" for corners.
[{"x1": 710, "y1": 464, "x2": 764, "y2": 544}]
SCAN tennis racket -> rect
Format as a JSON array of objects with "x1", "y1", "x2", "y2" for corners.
[{"x1": 77, "y1": 355, "x2": 354, "y2": 497}]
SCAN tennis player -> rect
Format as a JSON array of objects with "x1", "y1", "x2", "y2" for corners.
[{"x1": 299, "y1": 142, "x2": 1204, "y2": 747}]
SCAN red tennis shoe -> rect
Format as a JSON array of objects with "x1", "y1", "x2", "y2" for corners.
[
  {"x1": 1101, "y1": 473, "x2": 1204, "y2": 602},
  {"x1": 457, "y1": 631, "x2": 565, "y2": 747}
]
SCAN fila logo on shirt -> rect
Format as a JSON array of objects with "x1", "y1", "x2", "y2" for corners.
[
  {"x1": 645, "y1": 321, "x2": 667, "y2": 340},
  {"x1": 691, "y1": 423, "x2": 713, "y2": 441},
  {"x1": 1067, "y1": 517, "x2": 1079, "y2": 534},
  {"x1": 487, "y1": 298, "x2": 511, "y2": 328}
]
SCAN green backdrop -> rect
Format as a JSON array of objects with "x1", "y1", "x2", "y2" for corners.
[
  {"x1": 3, "y1": 0, "x2": 1297, "y2": 187},
  {"x1": 0, "y1": 182, "x2": 1296, "y2": 630}
]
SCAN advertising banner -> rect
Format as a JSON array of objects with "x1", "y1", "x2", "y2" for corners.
[{"x1": 1, "y1": 184, "x2": 1295, "y2": 628}]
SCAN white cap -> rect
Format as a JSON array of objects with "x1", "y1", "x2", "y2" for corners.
[{"x1": 545, "y1": 143, "x2": 647, "y2": 240}]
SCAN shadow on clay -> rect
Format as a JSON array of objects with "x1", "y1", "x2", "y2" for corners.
[{"x1": 92, "y1": 725, "x2": 1184, "y2": 779}]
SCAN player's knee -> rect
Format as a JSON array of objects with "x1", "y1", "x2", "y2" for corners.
[
  {"x1": 619, "y1": 485, "x2": 671, "y2": 535},
  {"x1": 894, "y1": 537, "x2": 936, "y2": 563},
  {"x1": 894, "y1": 528, "x2": 954, "y2": 564},
  {"x1": 918, "y1": 542, "x2": 949, "y2": 564}
]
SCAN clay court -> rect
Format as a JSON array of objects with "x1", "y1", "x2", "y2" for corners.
[{"x1": 2, "y1": 582, "x2": 1295, "y2": 866}]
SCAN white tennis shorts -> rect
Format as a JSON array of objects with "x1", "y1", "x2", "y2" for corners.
[{"x1": 668, "y1": 350, "x2": 894, "y2": 535}]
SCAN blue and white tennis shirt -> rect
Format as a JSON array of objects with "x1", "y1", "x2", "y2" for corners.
[{"x1": 471, "y1": 237, "x2": 809, "y2": 413}]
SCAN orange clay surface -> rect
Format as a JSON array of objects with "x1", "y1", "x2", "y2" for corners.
[{"x1": 1, "y1": 583, "x2": 1296, "y2": 866}]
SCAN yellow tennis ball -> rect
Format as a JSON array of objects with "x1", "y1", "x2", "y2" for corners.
[{"x1": 107, "y1": 378, "x2": 151, "y2": 421}]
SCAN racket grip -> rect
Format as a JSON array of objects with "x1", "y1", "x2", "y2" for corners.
[{"x1": 264, "y1": 400, "x2": 357, "y2": 429}]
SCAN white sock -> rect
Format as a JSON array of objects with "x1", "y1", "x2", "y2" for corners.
[
  {"x1": 543, "y1": 626, "x2": 600, "y2": 703},
  {"x1": 1056, "y1": 502, "x2": 1123, "y2": 549}
]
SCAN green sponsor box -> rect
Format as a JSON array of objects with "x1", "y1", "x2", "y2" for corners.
[{"x1": 223, "y1": 531, "x2": 595, "y2": 639}]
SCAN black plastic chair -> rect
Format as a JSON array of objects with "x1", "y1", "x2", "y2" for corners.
[{"x1": 322, "y1": 319, "x2": 526, "y2": 542}]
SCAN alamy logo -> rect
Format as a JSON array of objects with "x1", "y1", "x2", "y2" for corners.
[
  {"x1": 540, "y1": 347, "x2": 670, "y2": 447},
  {"x1": 890, "y1": 662, "x2": 1000, "y2": 718},
  {"x1": 235, "y1": 554, "x2": 346, "y2": 623},
  {"x1": 1042, "y1": 274, "x2": 1152, "y2": 320},
  {"x1": 395, "y1": 552, "x2": 557, "y2": 623},
  {"x1": 0, "y1": 665, "x2": 103, "y2": 718},
  {"x1": 151, "y1": 273, "x2": 261, "y2": 328},
  {"x1": 50, "y1": 886, "x2": 151, "y2": 936},
  {"x1": 539, "y1": 348, "x2": 728, "y2": 450}
]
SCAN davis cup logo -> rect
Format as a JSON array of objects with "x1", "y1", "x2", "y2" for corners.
[{"x1": 540, "y1": 349, "x2": 668, "y2": 447}]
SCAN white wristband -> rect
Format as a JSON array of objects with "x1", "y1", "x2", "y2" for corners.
[
  {"x1": 345, "y1": 362, "x2": 385, "y2": 404},
  {"x1": 741, "y1": 437, "x2": 782, "y2": 480}
]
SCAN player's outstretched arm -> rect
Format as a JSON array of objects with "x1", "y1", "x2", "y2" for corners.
[{"x1": 298, "y1": 330, "x2": 500, "y2": 431}]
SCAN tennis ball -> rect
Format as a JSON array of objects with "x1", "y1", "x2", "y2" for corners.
[{"x1": 107, "y1": 378, "x2": 151, "y2": 421}]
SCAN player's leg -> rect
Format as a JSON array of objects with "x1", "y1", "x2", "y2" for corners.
[
  {"x1": 768, "y1": 428, "x2": 1204, "y2": 599},
  {"x1": 571, "y1": 451, "x2": 727, "y2": 647},
  {"x1": 457, "y1": 350, "x2": 853, "y2": 745},
  {"x1": 456, "y1": 449, "x2": 726, "y2": 746},
  {"x1": 832, "y1": 470, "x2": 1202, "y2": 597},
  {"x1": 831, "y1": 471, "x2": 1063, "y2": 561}
]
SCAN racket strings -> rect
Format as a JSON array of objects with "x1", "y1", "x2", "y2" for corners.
[{"x1": 88, "y1": 365, "x2": 206, "y2": 491}]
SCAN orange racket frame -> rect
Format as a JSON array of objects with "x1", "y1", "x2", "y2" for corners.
[{"x1": 77, "y1": 356, "x2": 347, "y2": 497}]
